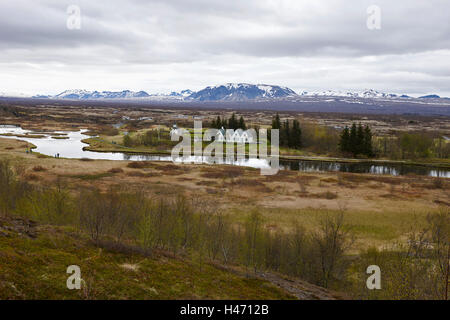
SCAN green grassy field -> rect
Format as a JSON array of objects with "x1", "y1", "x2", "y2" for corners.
[{"x1": 0, "y1": 217, "x2": 295, "y2": 300}]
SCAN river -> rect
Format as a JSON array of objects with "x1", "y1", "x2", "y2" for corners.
[{"x1": 0, "y1": 125, "x2": 448, "y2": 178}]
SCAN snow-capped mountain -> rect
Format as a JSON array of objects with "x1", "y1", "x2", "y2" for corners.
[
  {"x1": 419, "y1": 94, "x2": 440, "y2": 99},
  {"x1": 40, "y1": 89, "x2": 196, "y2": 100},
  {"x1": 187, "y1": 83, "x2": 298, "y2": 101},
  {"x1": 52, "y1": 89, "x2": 150, "y2": 100},
  {"x1": 168, "y1": 89, "x2": 194, "y2": 97},
  {"x1": 30, "y1": 86, "x2": 445, "y2": 102},
  {"x1": 299, "y1": 89, "x2": 402, "y2": 99}
]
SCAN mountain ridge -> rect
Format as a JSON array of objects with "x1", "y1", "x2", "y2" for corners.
[{"x1": 18, "y1": 84, "x2": 447, "y2": 101}]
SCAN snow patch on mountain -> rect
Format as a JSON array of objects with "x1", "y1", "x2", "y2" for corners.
[
  {"x1": 187, "y1": 83, "x2": 298, "y2": 101},
  {"x1": 300, "y1": 89, "x2": 402, "y2": 99}
]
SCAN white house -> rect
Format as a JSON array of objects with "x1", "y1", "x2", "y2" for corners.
[
  {"x1": 170, "y1": 124, "x2": 181, "y2": 136},
  {"x1": 215, "y1": 127, "x2": 255, "y2": 143}
]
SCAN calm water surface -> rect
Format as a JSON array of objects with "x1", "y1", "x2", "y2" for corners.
[{"x1": 0, "y1": 126, "x2": 448, "y2": 178}]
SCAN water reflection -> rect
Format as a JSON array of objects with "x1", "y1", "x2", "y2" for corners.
[
  {"x1": 281, "y1": 160, "x2": 450, "y2": 178},
  {"x1": 0, "y1": 126, "x2": 448, "y2": 178}
]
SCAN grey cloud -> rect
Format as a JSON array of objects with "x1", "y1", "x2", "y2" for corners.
[{"x1": 0, "y1": 0, "x2": 450, "y2": 96}]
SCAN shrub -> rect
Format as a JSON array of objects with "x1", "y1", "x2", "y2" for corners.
[
  {"x1": 127, "y1": 161, "x2": 151, "y2": 169},
  {"x1": 108, "y1": 167, "x2": 124, "y2": 174}
]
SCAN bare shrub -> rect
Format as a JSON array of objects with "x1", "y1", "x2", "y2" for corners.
[
  {"x1": 32, "y1": 165, "x2": 46, "y2": 172},
  {"x1": 310, "y1": 213, "x2": 354, "y2": 288},
  {"x1": 108, "y1": 167, "x2": 124, "y2": 174}
]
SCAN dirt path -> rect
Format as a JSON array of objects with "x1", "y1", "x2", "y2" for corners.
[
  {"x1": 213, "y1": 263, "x2": 346, "y2": 300},
  {"x1": 255, "y1": 271, "x2": 346, "y2": 300}
]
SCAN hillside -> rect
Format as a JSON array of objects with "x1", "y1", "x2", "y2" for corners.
[{"x1": 0, "y1": 215, "x2": 337, "y2": 300}]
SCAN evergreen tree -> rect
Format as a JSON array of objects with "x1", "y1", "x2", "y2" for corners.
[
  {"x1": 291, "y1": 120, "x2": 302, "y2": 149},
  {"x1": 215, "y1": 116, "x2": 222, "y2": 129},
  {"x1": 363, "y1": 125, "x2": 373, "y2": 157},
  {"x1": 272, "y1": 113, "x2": 281, "y2": 130},
  {"x1": 339, "y1": 126, "x2": 350, "y2": 153},
  {"x1": 282, "y1": 120, "x2": 290, "y2": 147},
  {"x1": 356, "y1": 123, "x2": 364, "y2": 155},
  {"x1": 349, "y1": 123, "x2": 358, "y2": 157},
  {"x1": 238, "y1": 116, "x2": 247, "y2": 130},
  {"x1": 229, "y1": 113, "x2": 237, "y2": 130},
  {"x1": 340, "y1": 123, "x2": 374, "y2": 157}
]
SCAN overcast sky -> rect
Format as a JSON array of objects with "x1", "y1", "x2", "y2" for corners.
[{"x1": 1, "y1": 0, "x2": 450, "y2": 97}]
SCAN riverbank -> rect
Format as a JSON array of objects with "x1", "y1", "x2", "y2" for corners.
[
  {"x1": 1, "y1": 135, "x2": 447, "y2": 252},
  {"x1": 81, "y1": 137, "x2": 450, "y2": 170}
]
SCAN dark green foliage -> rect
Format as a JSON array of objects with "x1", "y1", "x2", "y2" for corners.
[
  {"x1": 339, "y1": 126, "x2": 350, "y2": 153},
  {"x1": 212, "y1": 113, "x2": 246, "y2": 130},
  {"x1": 271, "y1": 114, "x2": 302, "y2": 149},
  {"x1": 238, "y1": 116, "x2": 247, "y2": 130},
  {"x1": 228, "y1": 113, "x2": 238, "y2": 130},
  {"x1": 340, "y1": 123, "x2": 373, "y2": 158},
  {"x1": 271, "y1": 114, "x2": 281, "y2": 130}
]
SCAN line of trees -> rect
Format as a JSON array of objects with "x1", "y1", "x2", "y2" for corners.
[
  {"x1": 339, "y1": 123, "x2": 373, "y2": 157},
  {"x1": 211, "y1": 113, "x2": 246, "y2": 130},
  {"x1": 375, "y1": 133, "x2": 450, "y2": 160},
  {"x1": 0, "y1": 159, "x2": 449, "y2": 298},
  {"x1": 271, "y1": 114, "x2": 302, "y2": 149}
]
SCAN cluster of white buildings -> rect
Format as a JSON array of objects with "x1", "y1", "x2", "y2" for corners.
[
  {"x1": 215, "y1": 127, "x2": 255, "y2": 143},
  {"x1": 170, "y1": 125, "x2": 255, "y2": 143}
]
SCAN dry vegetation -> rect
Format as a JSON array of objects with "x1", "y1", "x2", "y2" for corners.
[{"x1": 0, "y1": 102, "x2": 449, "y2": 300}]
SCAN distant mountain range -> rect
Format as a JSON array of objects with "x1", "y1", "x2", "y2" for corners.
[
  {"x1": 188, "y1": 83, "x2": 297, "y2": 101},
  {"x1": 0, "y1": 84, "x2": 445, "y2": 101},
  {"x1": 299, "y1": 89, "x2": 406, "y2": 99}
]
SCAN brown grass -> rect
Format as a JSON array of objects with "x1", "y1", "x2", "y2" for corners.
[
  {"x1": 127, "y1": 161, "x2": 155, "y2": 169},
  {"x1": 201, "y1": 166, "x2": 244, "y2": 179},
  {"x1": 24, "y1": 173, "x2": 39, "y2": 181},
  {"x1": 108, "y1": 167, "x2": 124, "y2": 174},
  {"x1": 311, "y1": 191, "x2": 338, "y2": 199},
  {"x1": 196, "y1": 180, "x2": 218, "y2": 187},
  {"x1": 32, "y1": 165, "x2": 47, "y2": 172}
]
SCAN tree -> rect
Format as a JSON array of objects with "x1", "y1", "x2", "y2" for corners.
[
  {"x1": 356, "y1": 123, "x2": 365, "y2": 156},
  {"x1": 349, "y1": 123, "x2": 358, "y2": 157},
  {"x1": 123, "y1": 134, "x2": 133, "y2": 147},
  {"x1": 228, "y1": 113, "x2": 237, "y2": 130},
  {"x1": 340, "y1": 123, "x2": 374, "y2": 158},
  {"x1": 339, "y1": 126, "x2": 350, "y2": 154},
  {"x1": 291, "y1": 120, "x2": 302, "y2": 149},
  {"x1": 270, "y1": 114, "x2": 281, "y2": 144},
  {"x1": 281, "y1": 120, "x2": 290, "y2": 148},
  {"x1": 363, "y1": 125, "x2": 373, "y2": 157},
  {"x1": 272, "y1": 114, "x2": 281, "y2": 130},
  {"x1": 212, "y1": 116, "x2": 220, "y2": 129},
  {"x1": 312, "y1": 213, "x2": 353, "y2": 288},
  {"x1": 238, "y1": 116, "x2": 247, "y2": 130}
]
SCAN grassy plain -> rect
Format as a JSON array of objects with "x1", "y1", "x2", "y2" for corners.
[{"x1": 1, "y1": 136, "x2": 447, "y2": 252}]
